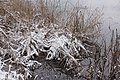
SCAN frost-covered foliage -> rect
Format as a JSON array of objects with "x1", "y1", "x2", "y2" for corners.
[
  {"x1": 0, "y1": 8, "x2": 100, "y2": 79},
  {"x1": 2, "y1": 0, "x2": 119, "y2": 80}
]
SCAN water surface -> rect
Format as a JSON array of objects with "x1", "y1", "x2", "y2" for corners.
[{"x1": 69, "y1": 0, "x2": 120, "y2": 35}]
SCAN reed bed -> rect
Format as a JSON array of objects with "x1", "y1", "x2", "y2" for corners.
[{"x1": 0, "y1": 0, "x2": 119, "y2": 80}]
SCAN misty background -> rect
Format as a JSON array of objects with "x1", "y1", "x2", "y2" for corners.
[{"x1": 65, "y1": 0, "x2": 120, "y2": 36}]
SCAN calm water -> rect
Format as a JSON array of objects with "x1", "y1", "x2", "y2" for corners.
[{"x1": 68, "y1": 0, "x2": 120, "y2": 36}]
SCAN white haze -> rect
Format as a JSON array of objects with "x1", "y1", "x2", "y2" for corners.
[{"x1": 66, "y1": 0, "x2": 120, "y2": 37}]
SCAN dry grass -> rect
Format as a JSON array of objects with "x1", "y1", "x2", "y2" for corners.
[
  {"x1": 1, "y1": 0, "x2": 102, "y2": 38},
  {"x1": 1, "y1": 0, "x2": 119, "y2": 80}
]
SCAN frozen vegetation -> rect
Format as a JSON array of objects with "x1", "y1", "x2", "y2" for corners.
[
  {"x1": 0, "y1": 13, "x2": 90, "y2": 80},
  {"x1": 0, "y1": 0, "x2": 120, "y2": 80}
]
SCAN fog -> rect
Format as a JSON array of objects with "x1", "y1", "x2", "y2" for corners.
[
  {"x1": 68, "y1": 0, "x2": 120, "y2": 35},
  {"x1": 85, "y1": 0, "x2": 120, "y2": 30}
]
